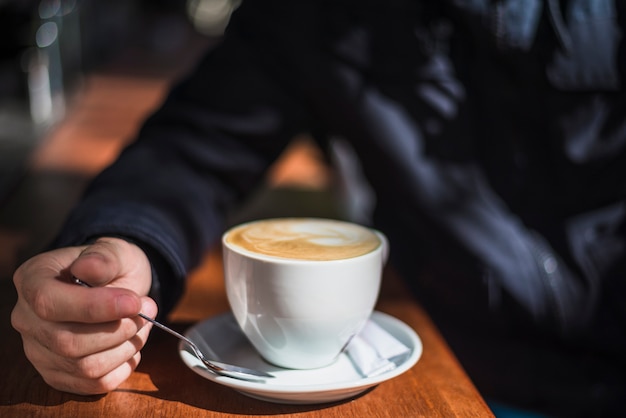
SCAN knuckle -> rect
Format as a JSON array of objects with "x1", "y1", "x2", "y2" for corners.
[
  {"x1": 12, "y1": 258, "x2": 33, "y2": 287},
  {"x1": 10, "y1": 305, "x2": 26, "y2": 334},
  {"x1": 28, "y1": 287, "x2": 56, "y2": 320},
  {"x1": 74, "y1": 355, "x2": 108, "y2": 380},
  {"x1": 51, "y1": 329, "x2": 82, "y2": 358},
  {"x1": 93, "y1": 374, "x2": 127, "y2": 394},
  {"x1": 49, "y1": 350, "x2": 140, "y2": 395},
  {"x1": 33, "y1": 324, "x2": 55, "y2": 352},
  {"x1": 47, "y1": 374, "x2": 111, "y2": 396},
  {"x1": 81, "y1": 300, "x2": 101, "y2": 322}
]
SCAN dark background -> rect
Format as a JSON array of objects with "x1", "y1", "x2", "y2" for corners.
[{"x1": 0, "y1": 0, "x2": 237, "y2": 201}]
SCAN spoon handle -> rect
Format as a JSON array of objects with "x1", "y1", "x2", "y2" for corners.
[{"x1": 138, "y1": 312, "x2": 185, "y2": 340}]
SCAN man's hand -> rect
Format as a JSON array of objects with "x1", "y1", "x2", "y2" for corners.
[{"x1": 11, "y1": 237, "x2": 157, "y2": 395}]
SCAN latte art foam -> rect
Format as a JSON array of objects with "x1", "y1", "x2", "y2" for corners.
[{"x1": 225, "y1": 218, "x2": 381, "y2": 261}]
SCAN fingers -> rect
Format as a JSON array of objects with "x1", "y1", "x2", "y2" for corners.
[
  {"x1": 50, "y1": 298, "x2": 157, "y2": 358},
  {"x1": 13, "y1": 299, "x2": 156, "y2": 395},
  {"x1": 31, "y1": 343, "x2": 144, "y2": 395},
  {"x1": 16, "y1": 308, "x2": 143, "y2": 357},
  {"x1": 23, "y1": 318, "x2": 149, "y2": 376},
  {"x1": 16, "y1": 271, "x2": 142, "y2": 324}
]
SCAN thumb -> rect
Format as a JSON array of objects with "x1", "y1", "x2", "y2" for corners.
[
  {"x1": 69, "y1": 237, "x2": 152, "y2": 296},
  {"x1": 70, "y1": 238, "x2": 127, "y2": 287}
]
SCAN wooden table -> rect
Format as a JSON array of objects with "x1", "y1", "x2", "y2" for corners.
[{"x1": 0, "y1": 248, "x2": 493, "y2": 417}]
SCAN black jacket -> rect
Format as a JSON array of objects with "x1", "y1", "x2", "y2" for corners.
[{"x1": 55, "y1": 1, "x2": 625, "y2": 414}]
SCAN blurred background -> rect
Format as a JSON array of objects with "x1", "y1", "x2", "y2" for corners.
[
  {"x1": 0, "y1": 0, "x2": 335, "y2": 280},
  {"x1": 0, "y1": 0, "x2": 241, "y2": 194}
]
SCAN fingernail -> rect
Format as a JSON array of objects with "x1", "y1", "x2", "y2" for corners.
[
  {"x1": 141, "y1": 299, "x2": 156, "y2": 318},
  {"x1": 116, "y1": 294, "x2": 140, "y2": 317}
]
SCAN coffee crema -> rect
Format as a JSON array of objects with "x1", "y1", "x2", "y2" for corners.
[{"x1": 224, "y1": 218, "x2": 381, "y2": 261}]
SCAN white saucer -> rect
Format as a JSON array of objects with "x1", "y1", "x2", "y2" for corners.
[{"x1": 179, "y1": 311, "x2": 422, "y2": 404}]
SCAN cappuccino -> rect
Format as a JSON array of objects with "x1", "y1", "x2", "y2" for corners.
[{"x1": 224, "y1": 218, "x2": 380, "y2": 261}]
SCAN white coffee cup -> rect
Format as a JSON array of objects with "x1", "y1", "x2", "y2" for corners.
[{"x1": 222, "y1": 217, "x2": 388, "y2": 369}]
